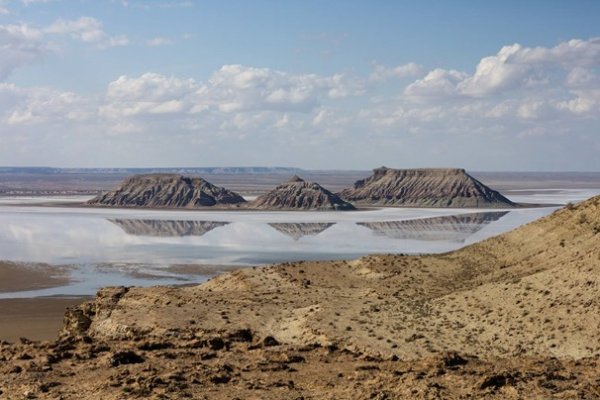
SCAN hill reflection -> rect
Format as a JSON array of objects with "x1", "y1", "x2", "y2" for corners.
[
  {"x1": 109, "y1": 219, "x2": 230, "y2": 237},
  {"x1": 358, "y1": 211, "x2": 509, "y2": 242}
]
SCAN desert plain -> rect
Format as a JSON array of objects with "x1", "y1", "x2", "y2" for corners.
[{"x1": 1, "y1": 171, "x2": 600, "y2": 399}]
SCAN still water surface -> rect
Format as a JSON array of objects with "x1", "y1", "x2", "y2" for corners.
[{"x1": 0, "y1": 189, "x2": 597, "y2": 298}]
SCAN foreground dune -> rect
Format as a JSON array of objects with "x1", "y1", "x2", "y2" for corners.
[{"x1": 1, "y1": 196, "x2": 599, "y2": 399}]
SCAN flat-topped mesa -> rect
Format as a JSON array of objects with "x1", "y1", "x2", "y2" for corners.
[
  {"x1": 372, "y1": 166, "x2": 467, "y2": 178},
  {"x1": 87, "y1": 174, "x2": 246, "y2": 208},
  {"x1": 340, "y1": 167, "x2": 516, "y2": 208},
  {"x1": 249, "y1": 175, "x2": 355, "y2": 211}
]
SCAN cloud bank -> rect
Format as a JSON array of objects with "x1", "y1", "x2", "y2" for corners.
[{"x1": 0, "y1": 35, "x2": 598, "y2": 169}]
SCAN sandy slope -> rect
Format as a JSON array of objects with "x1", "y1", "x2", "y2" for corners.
[{"x1": 0, "y1": 196, "x2": 599, "y2": 399}]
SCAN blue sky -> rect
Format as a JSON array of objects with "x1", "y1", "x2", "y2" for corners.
[{"x1": 1, "y1": 0, "x2": 599, "y2": 170}]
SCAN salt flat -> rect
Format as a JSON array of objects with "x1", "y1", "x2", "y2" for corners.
[{"x1": 0, "y1": 189, "x2": 598, "y2": 298}]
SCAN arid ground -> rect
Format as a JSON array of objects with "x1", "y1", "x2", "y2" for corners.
[{"x1": 0, "y1": 195, "x2": 599, "y2": 399}]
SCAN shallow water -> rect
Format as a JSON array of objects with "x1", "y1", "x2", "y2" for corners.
[{"x1": 0, "y1": 189, "x2": 598, "y2": 298}]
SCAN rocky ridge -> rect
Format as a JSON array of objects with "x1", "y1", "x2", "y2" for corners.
[
  {"x1": 87, "y1": 174, "x2": 246, "y2": 208},
  {"x1": 339, "y1": 167, "x2": 516, "y2": 208},
  {"x1": 249, "y1": 175, "x2": 355, "y2": 211}
]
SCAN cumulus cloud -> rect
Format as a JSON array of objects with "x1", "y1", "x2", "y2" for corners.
[
  {"x1": 404, "y1": 68, "x2": 468, "y2": 99},
  {"x1": 7, "y1": 37, "x2": 598, "y2": 133},
  {"x1": 101, "y1": 73, "x2": 198, "y2": 117},
  {"x1": 206, "y1": 64, "x2": 324, "y2": 112},
  {"x1": 0, "y1": 83, "x2": 90, "y2": 125},
  {"x1": 0, "y1": 16, "x2": 130, "y2": 79},
  {"x1": 0, "y1": 38, "x2": 598, "y2": 169},
  {"x1": 556, "y1": 89, "x2": 600, "y2": 114},
  {"x1": 99, "y1": 65, "x2": 367, "y2": 119},
  {"x1": 566, "y1": 67, "x2": 598, "y2": 88},
  {"x1": 404, "y1": 37, "x2": 600, "y2": 100},
  {"x1": 369, "y1": 62, "x2": 425, "y2": 82},
  {"x1": 0, "y1": 23, "x2": 47, "y2": 79},
  {"x1": 458, "y1": 44, "x2": 534, "y2": 96},
  {"x1": 46, "y1": 17, "x2": 129, "y2": 48}
]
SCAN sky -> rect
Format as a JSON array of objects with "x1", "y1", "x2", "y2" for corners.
[{"x1": 0, "y1": 0, "x2": 599, "y2": 171}]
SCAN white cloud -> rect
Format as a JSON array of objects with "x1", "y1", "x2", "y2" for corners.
[
  {"x1": 400, "y1": 38, "x2": 600, "y2": 100},
  {"x1": 404, "y1": 68, "x2": 468, "y2": 98},
  {"x1": 556, "y1": 89, "x2": 600, "y2": 114},
  {"x1": 369, "y1": 62, "x2": 425, "y2": 82},
  {"x1": 458, "y1": 44, "x2": 532, "y2": 96},
  {"x1": 514, "y1": 38, "x2": 600, "y2": 67},
  {"x1": 0, "y1": 38, "x2": 598, "y2": 169},
  {"x1": 101, "y1": 66, "x2": 328, "y2": 116},
  {"x1": 209, "y1": 64, "x2": 364, "y2": 111},
  {"x1": 566, "y1": 67, "x2": 597, "y2": 88},
  {"x1": 0, "y1": 17, "x2": 131, "y2": 80},
  {"x1": 106, "y1": 73, "x2": 198, "y2": 101},
  {"x1": 101, "y1": 73, "x2": 198, "y2": 117},
  {"x1": 0, "y1": 83, "x2": 89, "y2": 125},
  {"x1": 46, "y1": 17, "x2": 129, "y2": 48},
  {"x1": 516, "y1": 99, "x2": 552, "y2": 120},
  {"x1": 312, "y1": 108, "x2": 331, "y2": 126},
  {"x1": 0, "y1": 23, "x2": 47, "y2": 79}
]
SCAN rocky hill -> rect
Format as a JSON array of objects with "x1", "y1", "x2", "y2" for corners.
[
  {"x1": 87, "y1": 174, "x2": 246, "y2": 208},
  {"x1": 248, "y1": 176, "x2": 355, "y2": 210},
  {"x1": 1, "y1": 196, "x2": 599, "y2": 399},
  {"x1": 339, "y1": 167, "x2": 516, "y2": 208}
]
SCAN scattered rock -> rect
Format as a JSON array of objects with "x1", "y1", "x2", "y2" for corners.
[
  {"x1": 210, "y1": 375, "x2": 231, "y2": 384},
  {"x1": 442, "y1": 352, "x2": 468, "y2": 368},
  {"x1": 228, "y1": 329, "x2": 254, "y2": 343},
  {"x1": 263, "y1": 336, "x2": 280, "y2": 347},
  {"x1": 208, "y1": 337, "x2": 226, "y2": 351},
  {"x1": 109, "y1": 351, "x2": 144, "y2": 367},
  {"x1": 480, "y1": 372, "x2": 516, "y2": 390},
  {"x1": 9, "y1": 365, "x2": 22, "y2": 374}
]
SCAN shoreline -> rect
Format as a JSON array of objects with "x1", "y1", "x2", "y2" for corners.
[
  {"x1": 0, "y1": 198, "x2": 559, "y2": 211},
  {"x1": 0, "y1": 261, "x2": 72, "y2": 294}
]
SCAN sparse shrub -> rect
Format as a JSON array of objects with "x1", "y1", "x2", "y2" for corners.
[
  {"x1": 559, "y1": 239, "x2": 565, "y2": 247},
  {"x1": 566, "y1": 202, "x2": 576, "y2": 210},
  {"x1": 578, "y1": 213, "x2": 588, "y2": 224}
]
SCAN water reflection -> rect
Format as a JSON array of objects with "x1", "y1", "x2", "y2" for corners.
[
  {"x1": 358, "y1": 211, "x2": 509, "y2": 242},
  {"x1": 109, "y1": 218, "x2": 229, "y2": 237},
  {"x1": 0, "y1": 193, "x2": 577, "y2": 298},
  {"x1": 268, "y1": 222, "x2": 335, "y2": 240}
]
